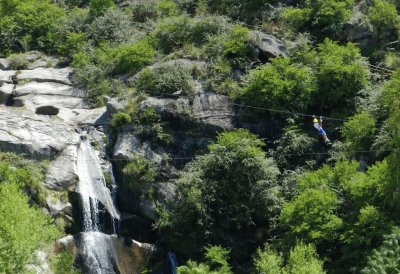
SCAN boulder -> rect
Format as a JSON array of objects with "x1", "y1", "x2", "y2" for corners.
[
  {"x1": 0, "y1": 70, "x2": 16, "y2": 84},
  {"x1": 45, "y1": 145, "x2": 79, "y2": 191},
  {"x1": 71, "y1": 107, "x2": 108, "y2": 126},
  {"x1": 45, "y1": 195, "x2": 73, "y2": 218},
  {"x1": 251, "y1": 31, "x2": 288, "y2": 60},
  {"x1": 106, "y1": 96, "x2": 125, "y2": 116},
  {"x1": 113, "y1": 132, "x2": 165, "y2": 164},
  {"x1": 15, "y1": 67, "x2": 73, "y2": 85},
  {"x1": 0, "y1": 59, "x2": 10, "y2": 70},
  {"x1": 0, "y1": 83, "x2": 14, "y2": 104},
  {"x1": 0, "y1": 106, "x2": 80, "y2": 160},
  {"x1": 55, "y1": 232, "x2": 160, "y2": 274}
]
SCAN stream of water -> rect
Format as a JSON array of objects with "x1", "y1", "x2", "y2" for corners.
[{"x1": 76, "y1": 136, "x2": 121, "y2": 273}]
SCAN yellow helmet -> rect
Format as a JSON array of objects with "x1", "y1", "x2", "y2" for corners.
[{"x1": 313, "y1": 118, "x2": 318, "y2": 123}]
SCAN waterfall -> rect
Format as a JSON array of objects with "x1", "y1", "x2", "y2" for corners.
[
  {"x1": 168, "y1": 252, "x2": 178, "y2": 274},
  {"x1": 76, "y1": 135, "x2": 121, "y2": 273},
  {"x1": 77, "y1": 137, "x2": 120, "y2": 228}
]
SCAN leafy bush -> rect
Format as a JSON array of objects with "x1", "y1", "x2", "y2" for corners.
[
  {"x1": 110, "y1": 112, "x2": 132, "y2": 129},
  {"x1": 8, "y1": 53, "x2": 29, "y2": 69},
  {"x1": 204, "y1": 24, "x2": 252, "y2": 69},
  {"x1": 253, "y1": 245, "x2": 283, "y2": 274},
  {"x1": 368, "y1": 0, "x2": 400, "y2": 39},
  {"x1": 177, "y1": 246, "x2": 232, "y2": 274},
  {"x1": 155, "y1": 129, "x2": 282, "y2": 260},
  {"x1": 281, "y1": 7, "x2": 311, "y2": 33},
  {"x1": 122, "y1": 154, "x2": 158, "y2": 192},
  {"x1": 281, "y1": 0, "x2": 353, "y2": 39},
  {"x1": 341, "y1": 111, "x2": 377, "y2": 152},
  {"x1": 151, "y1": 16, "x2": 192, "y2": 53},
  {"x1": 88, "y1": 0, "x2": 115, "y2": 19},
  {"x1": 50, "y1": 251, "x2": 81, "y2": 274},
  {"x1": 133, "y1": 107, "x2": 173, "y2": 145},
  {"x1": 254, "y1": 243, "x2": 325, "y2": 274},
  {"x1": 111, "y1": 39, "x2": 155, "y2": 74},
  {"x1": 0, "y1": 183, "x2": 60, "y2": 273},
  {"x1": 206, "y1": 0, "x2": 277, "y2": 22},
  {"x1": 51, "y1": 7, "x2": 88, "y2": 58},
  {"x1": 272, "y1": 124, "x2": 316, "y2": 170},
  {"x1": 127, "y1": 0, "x2": 158, "y2": 22},
  {"x1": 315, "y1": 39, "x2": 368, "y2": 112},
  {"x1": 362, "y1": 227, "x2": 400, "y2": 274},
  {"x1": 240, "y1": 57, "x2": 316, "y2": 113},
  {"x1": 281, "y1": 188, "x2": 343, "y2": 245},
  {"x1": 135, "y1": 63, "x2": 194, "y2": 96},
  {"x1": 87, "y1": 8, "x2": 133, "y2": 44},
  {"x1": 0, "y1": 152, "x2": 48, "y2": 205},
  {"x1": 156, "y1": 0, "x2": 180, "y2": 18},
  {"x1": 0, "y1": 0, "x2": 66, "y2": 53},
  {"x1": 280, "y1": 160, "x2": 396, "y2": 271},
  {"x1": 221, "y1": 25, "x2": 250, "y2": 66},
  {"x1": 151, "y1": 15, "x2": 230, "y2": 53}
]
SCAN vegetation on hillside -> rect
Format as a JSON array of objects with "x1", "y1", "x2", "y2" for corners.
[{"x1": 1, "y1": 0, "x2": 400, "y2": 273}]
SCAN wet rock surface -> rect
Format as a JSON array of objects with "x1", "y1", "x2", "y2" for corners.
[{"x1": 55, "y1": 232, "x2": 161, "y2": 274}]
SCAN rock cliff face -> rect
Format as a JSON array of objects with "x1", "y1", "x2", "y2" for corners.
[
  {"x1": 0, "y1": 35, "x2": 287, "y2": 271},
  {"x1": 0, "y1": 53, "x2": 165, "y2": 273}
]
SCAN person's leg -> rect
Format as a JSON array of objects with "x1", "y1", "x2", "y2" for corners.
[{"x1": 319, "y1": 129, "x2": 331, "y2": 142}]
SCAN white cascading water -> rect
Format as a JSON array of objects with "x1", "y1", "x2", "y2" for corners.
[{"x1": 76, "y1": 136, "x2": 121, "y2": 273}]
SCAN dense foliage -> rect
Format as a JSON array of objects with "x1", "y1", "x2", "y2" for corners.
[
  {"x1": 1, "y1": 0, "x2": 400, "y2": 273},
  {"x1": 155, "y1": 129, "x2": 282, "y2": 261},
  {"x1": 0, "y1": 154, "x2": 60, "y2": 273}
]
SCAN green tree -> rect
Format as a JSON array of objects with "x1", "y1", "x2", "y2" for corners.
[
  {"x1": 368, "y1": 0, "x2": 400, "y2": 39},
  {"x1": 254, "y1": 243, "x2": 325, "y2": 274},
  {"x1": 281, "y1": 188, "x2": 343, "y2": 245},
  {"x1": 240, "y1": 57, "x2": 316, "y2": 113},
  {"x1": 112, "y1": 39, "x2": 155, "y2": 74},
  {"x1": 315, "y1": 39, "x2": 368, "y2": 112},
  {"x1": 285, "y1": 243, "x2": 325, "y2": 274},
  {"x1": 282, "y1": 0, "x2": 353, "y2": 39},
  {"x1": 88, "y1": 0, "x2": 115, "y2": 19},
  {"x1": 341, "y1": 111, "x2": 377, "y2": 152},
  {"x1": 362, "y1": 227, "x2": 400, "y2": 274},
  {"x1": 253, "y1": 245, "x2": 283, "y2": 274},
  {"x1": 178, "y1": 246, "x2": 232, "y2": 274},
  {"x1": 0, "y1": 0, "x2": 65, "y2": 53},
  {"x1": 155, "y1": 129, "x2": 282, "y2": 260},
  {"x1": 272, "y1": 124, "x2": 316, "y2": 170}
]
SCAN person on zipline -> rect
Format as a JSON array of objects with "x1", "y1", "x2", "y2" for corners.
[{"x1": 313, "y1": 116, "x2": 331, "y2": 145}]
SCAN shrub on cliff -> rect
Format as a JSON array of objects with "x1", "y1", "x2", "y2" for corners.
[
  {"x1": 240, "y1": 57, "x2": 316, "y2": 113},
  {"x1": 151, "y1": 15, "x2": 230, "y2": 53},
  {"x1": 135, "y1": 62, "x2": 194, "y2": 96},
  {"x1": 0, "y1": 183, "x2": 60, "y2": 273},
  {"x1": 0, "y1": 0, "x2": 66, "y2": 54}
]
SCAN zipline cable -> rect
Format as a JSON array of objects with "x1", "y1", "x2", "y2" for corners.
[{"x1": 18, "y1": 149, "x2": 399, "y2": 162}]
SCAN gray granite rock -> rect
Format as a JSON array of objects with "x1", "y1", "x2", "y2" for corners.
[
  {"x1": 0, "y1": 106, "x2": 79, "y2": 160},
  {"x1": 16, "y1": 67, "x2": 73, "y2": 85}
]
